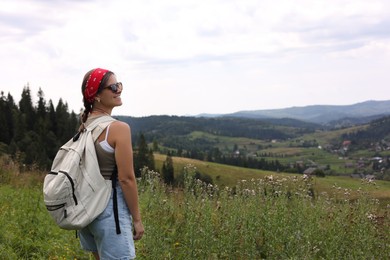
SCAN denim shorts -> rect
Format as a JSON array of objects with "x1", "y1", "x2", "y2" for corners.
[{"x1": 79, "y1": 183, "x2": 135, "y2": 259}]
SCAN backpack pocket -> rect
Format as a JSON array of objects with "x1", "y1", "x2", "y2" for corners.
[
  {"x1": 46, "y1": 203, "x2": 66, "y2": 211},
  {"x1": 45, "y1": 202, "x2": 68, "y2": 220},
  {"x1": 43, "y1": 171, "x2": 77, "y2": 224}
]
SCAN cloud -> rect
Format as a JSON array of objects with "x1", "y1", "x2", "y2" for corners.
[{"x1": 1, "y1": 0, "x2": 390, "y2": 117}]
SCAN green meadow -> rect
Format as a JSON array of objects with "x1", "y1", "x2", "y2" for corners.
[
  {"x1": 1, "y1": 156, "x2": 389, "y2": 259},
  {"x1": 154, "y1": 153, "x2": 390, "y2": 199}
]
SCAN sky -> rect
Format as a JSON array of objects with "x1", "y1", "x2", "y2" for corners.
[{"x1": 1, "y1": 0, "x2": 390, "y2": 117}]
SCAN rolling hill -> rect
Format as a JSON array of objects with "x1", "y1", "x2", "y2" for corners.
[{"x1": 199, "y1": 100, "x2": 390, "y2": 126}]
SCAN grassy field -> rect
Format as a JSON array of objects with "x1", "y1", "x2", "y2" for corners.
[
  {"x1": 154, "y1": 153, "x2": 390, "y2": 201},
  {"x1": 1, "y1": 153, "x2": 389, "y2": 259},
  {"x1": 0, "y1": 165, "x2": 389, "y2": 259}
]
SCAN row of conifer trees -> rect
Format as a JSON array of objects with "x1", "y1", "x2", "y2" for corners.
[
  {"x1": 0, "y1": 85, "x2": 174, "y2": 184},
  {"x1": 0, "y1": 86, "x2": 79, "y2": 170}
]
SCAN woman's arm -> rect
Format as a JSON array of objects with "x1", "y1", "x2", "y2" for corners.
[{"x1": 110, "y1": 121, "x2": 144, "y2": 240}]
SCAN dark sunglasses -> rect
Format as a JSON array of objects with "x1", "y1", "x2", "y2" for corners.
[{"x1": 103, "y1": 82, "x2": 123, "y2": 93}]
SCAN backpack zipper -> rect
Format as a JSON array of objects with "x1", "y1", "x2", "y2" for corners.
[
  {"x1": 58, "y1": 171, "x2": 78, "y2": 205},
  {"x1": 46, "y1": 203, "x2": 66, "y2": 211}
]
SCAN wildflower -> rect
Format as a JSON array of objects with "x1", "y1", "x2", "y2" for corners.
[
  {"x1": 216, "y1": 201, "x2": 221, "y2": 210},
  {"x1": 366, "y1": 213, "x2": 377, "y2": 221},
  {"x1": 371, "y1": 198, "x2": 380, "y2": 205}
]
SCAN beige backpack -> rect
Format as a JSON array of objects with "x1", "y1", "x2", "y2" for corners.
[{"x1": 43, "y1": 116, "x2": 117, "y2": 230}]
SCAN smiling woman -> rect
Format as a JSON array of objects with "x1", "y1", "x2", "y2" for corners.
[{"x1": 78, "y1": 68, "x2": 144, "y2": 259}]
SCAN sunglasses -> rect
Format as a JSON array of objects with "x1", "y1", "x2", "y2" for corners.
[{"x1": 103, "y1": 82, "x2": 123, "y2": 93}]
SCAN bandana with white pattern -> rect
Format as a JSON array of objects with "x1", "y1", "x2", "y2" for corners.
[{"x1": 84, "y1": 68, "x2": 109, "y2": 103}]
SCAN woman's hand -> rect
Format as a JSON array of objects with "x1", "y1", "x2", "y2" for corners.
[{"x1": 133, "y1": 219, "x2": 144, "y2": 240}]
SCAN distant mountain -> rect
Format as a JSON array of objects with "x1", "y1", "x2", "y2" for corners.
[{"x1": 200, "y1": 100, "x2": 390, "y2": 126}]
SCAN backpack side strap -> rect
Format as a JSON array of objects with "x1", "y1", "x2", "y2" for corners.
[{"x1": 111, "y1": 165, "x2": 121, "y2": 234}]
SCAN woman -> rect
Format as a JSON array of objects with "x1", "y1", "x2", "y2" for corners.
[{"x1": 79, "y1": 68, "x2": 144, "y2": 259}]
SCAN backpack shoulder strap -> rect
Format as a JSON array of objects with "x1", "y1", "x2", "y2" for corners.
[
  {"x1": 86, "y1": 115, "x2": 114, "y2": 130},
  {"x1": 90, "y1": 116, "x2": 117, "y2": 142},
  {"x1": 73, "y1": 115, "x2": 116, "y2": 142}
]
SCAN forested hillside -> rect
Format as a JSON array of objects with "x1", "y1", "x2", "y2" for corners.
[
  {"x1": 118, "y1": 115, "x2": 319, "y2": 144},
  {"x1": 342, "y1": 115, "x2": 390, "y2": 150},
  {"x1": 1, "y1": 87, "x2": 390, "y2": 180},
  {"x1": 0, "y1": 87, "x2": 78, "y2": 169}
]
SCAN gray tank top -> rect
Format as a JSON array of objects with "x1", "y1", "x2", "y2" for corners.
[
  {"x1": 87, "y1": 116, "x2": 116, "y2": 180},
  {"x1": 95, "y1": 139, "x2": 116, "y2": 180}
]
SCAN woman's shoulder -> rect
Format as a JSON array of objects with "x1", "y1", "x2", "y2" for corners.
[
  {"x1": 108, "y1": 120, "x2": 132, "y2": 143},
  {"x1": 110, "y1": 120, "x2": 131, "y2": 132}
]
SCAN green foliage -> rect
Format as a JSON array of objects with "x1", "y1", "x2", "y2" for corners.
[
  {"x1": 0, "y1": 183, "x2": 89, "y2": 259},
  {"x1": 314, "y1": 168, "x2": 326, "y2": 177},
  {"x1": 3, "y1": 86, "x2": 390, "y2": 180},
  {"x1": 343, "y1": 115, "x2": 390, "y2": 149},
  {"x1": 0, "y1": 166, "x2": 389, "y2": 259},
  {"x1": 161, "y1": 153, "x2": 174, "y2": 185},
  {"x1": 118, "y1": 115, "x2": 314, "y2": 144},
  {"x1": 0, "y1": 87, "x2": 78, "y2": 170},
  {"x1": 175, "y1": 166, "x2": 213, "y2": 187},
  {"x1": 137, "y1": 167, "x2": 389, "y2": 259},
  {"x1": 134, "y1": 133, "x2": 155, "y2": 177},
  {"x1": 117, "y1": 114, "x2": 390, "y2": 179}
]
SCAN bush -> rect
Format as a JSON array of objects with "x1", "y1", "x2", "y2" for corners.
[{"x1": 314, "y1": 168, "x2": 326, "y2": 177}]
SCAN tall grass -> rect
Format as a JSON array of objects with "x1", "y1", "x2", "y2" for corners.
[
  {"x1": 0, "y1": 156, "x2": 90, "y2": 259},
  {"x1": 0, "y1": 160, "x2": 389, "y2": 259},
  {"x1": 138, "y1": 166, "x2": 389, "y2": 259}
]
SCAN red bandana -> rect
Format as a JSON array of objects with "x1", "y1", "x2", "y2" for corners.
[{"x1": 84, "y1": 68, "x2": 109, "y2": 103}]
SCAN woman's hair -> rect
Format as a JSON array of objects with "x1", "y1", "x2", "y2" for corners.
[{"x1": 80, "y1": 69, "x2": 114, "y2": 123}]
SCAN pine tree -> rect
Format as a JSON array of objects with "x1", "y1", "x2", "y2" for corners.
[
  {"x1": 36, "y1": 88, "x2": 46, "y2": 119},
  {"x1": 0, "y1": 92, "x2": 10, "y2": 144},
  {"x1": 19, "y1": 84, "x2": 36, "y2": 131},
  {"x1": 55, "y1": 98, "x2": 72, "y2": 143},
  {"x1": 148, "y1": 148, "x2": 155, "y2": 171},
  {"x1": 152, "y1": 139, "x2": 159, "y2": 152},
  {"x1": 162, "y1": 153, "x2": 174, "y2": 185},
  {"x1": 5, "y1": 93, "x2": 17, "y2": 144},
  {"x1": 134, "y1": 133, "x2": 149, "y2": 177},
  {"x1": 48, "y1": 100, "x2": 57, "y2": 134}
]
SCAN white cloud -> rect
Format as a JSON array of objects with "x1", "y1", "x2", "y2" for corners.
[{"x1": 1, "y1": 0, "x2": 390, "y2": 116}]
